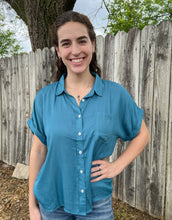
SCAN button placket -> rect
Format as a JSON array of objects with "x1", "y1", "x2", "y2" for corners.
[
  {"x1": 79, "y1": 158, "x2": 86, "y2": 206},
  {"x1": 76, "y1": 108, "x2": 86, "y2": 212}
]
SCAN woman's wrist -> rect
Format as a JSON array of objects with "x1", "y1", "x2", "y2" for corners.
[
  {"x1": 112, "y1": 159, "x2": 125, "y2": 177},
  {"x1": 29, "y1": 198, "x2": 38, "y2": 209}
]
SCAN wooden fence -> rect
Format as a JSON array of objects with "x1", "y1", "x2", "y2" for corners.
[{"x1": 0, "y1": 21, "x2": 171, "y2": 219}]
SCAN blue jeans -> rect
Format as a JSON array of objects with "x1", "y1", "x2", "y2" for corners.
[{"x1": 39, "y1": 196, "x2": 114, "y2": 220}]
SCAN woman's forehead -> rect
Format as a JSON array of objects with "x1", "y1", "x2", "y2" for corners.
[{"x1": 57, "y1": 22, "x2": 89, "y2": 40}]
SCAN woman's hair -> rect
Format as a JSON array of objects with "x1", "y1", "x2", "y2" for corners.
[{"x1": 53, "y1": 10, "x2": 101, "y2": 81}]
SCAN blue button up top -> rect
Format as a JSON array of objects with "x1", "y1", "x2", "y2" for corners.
[{"x1": 27, "y1": 72, "x2": 143, "y2": 216}]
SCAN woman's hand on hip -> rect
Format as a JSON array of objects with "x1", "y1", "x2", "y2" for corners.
[{"x1": 90, "y1": 159, "x2": 122, "y2": 183}]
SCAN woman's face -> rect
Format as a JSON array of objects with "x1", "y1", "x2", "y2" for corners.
[{"x1": 56, "y1": 22, "x2": 95, "y2": 76}]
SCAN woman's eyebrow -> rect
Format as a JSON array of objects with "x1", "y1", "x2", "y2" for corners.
[
  {"x1": 77, "y1": 36, "x2": 88, "y2": 40},
  {"x1": 60, "y1": 39, "x2": 70, "y2": 44}
]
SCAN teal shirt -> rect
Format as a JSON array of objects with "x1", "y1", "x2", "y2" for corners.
[{"x1": 27, "y1": 72, "x2": 143, "y2": 216}]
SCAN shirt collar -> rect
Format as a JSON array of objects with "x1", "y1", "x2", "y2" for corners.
[
  {"x1": 91, "y1": 72, "x2": 104, "y2": 96},
  {"x1": 56, "y1": 72, "x2": 104, "y2": 97},
  {"x1": 55, "y1": 73, "x2": 66, "y2": 96}
]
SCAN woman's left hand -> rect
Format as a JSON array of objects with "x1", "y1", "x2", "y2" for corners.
[{"x1": 90, "y1": 160, "x2": 121, "y2": 183}]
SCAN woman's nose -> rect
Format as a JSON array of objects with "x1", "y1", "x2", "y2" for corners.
[{"x1": 71, "y1": 43, "x2": 80, "y2": 55}]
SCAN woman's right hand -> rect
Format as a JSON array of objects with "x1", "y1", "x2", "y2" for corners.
[
  {"x1": 29, "y1": 135, "x2": 47, "y2": 220},
  {"x1": 29, "y1": 205, "x2": 42, "y2": 220}
]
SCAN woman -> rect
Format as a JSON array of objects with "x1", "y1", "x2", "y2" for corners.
[{"x1": 28, "y1": 11, "x2": 150, "y2": 220}]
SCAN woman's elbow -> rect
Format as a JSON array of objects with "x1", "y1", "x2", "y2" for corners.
[
  {"x1": 145, "y1": 126, "x2": 150, "y2": 145},
  {"x1": 140, "y1": 120, "x2": 150, "y2": 145}
]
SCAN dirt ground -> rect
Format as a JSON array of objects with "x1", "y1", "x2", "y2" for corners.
[{"x1": 0, "y1": 160, "x2": 159, "y2": 220}]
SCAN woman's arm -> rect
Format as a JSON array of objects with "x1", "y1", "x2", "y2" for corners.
[
  {"x1": 29, "y1": 134, "x2": 47, "y2": 219},
  {"x1": 91, "y1": 120, "x2": 150, "y2": 182}
]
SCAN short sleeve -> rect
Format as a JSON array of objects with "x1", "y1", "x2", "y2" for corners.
[
  {"x1": 118, "y1": 87, "x2": 144, "y2": 141},
  {"x1": 27, "y1": 94, "x2": 47, "y2": 145}
]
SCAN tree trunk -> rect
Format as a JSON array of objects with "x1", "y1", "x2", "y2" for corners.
[{"x1": 4, "y1": 0, "x2": 76, "y2": 51}]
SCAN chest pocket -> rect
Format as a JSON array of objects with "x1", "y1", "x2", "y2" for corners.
[{"x1": 95, "y1": 113, "x2": 115, "y2": 138}]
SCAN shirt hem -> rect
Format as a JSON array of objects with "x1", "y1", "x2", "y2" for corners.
[
  {"x1": 37, "y1": 193, "x2": 112, "y2": 216},
  {"x1": 92, "y1": 193, "x2": 112, "y2": 203}
]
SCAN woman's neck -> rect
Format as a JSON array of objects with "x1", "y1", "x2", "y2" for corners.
[{"x1": 65, "y1": 71, "x2": 95, "y2": 90}]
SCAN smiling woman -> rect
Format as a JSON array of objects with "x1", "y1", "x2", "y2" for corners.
[
  {"x1": 27, "y1": 11, "x2": 150, "y2": 220},
  {"x1": 53, "y1": 11, "x2": 101, "y2": 82}
]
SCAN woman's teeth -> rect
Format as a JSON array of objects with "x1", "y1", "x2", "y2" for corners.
[{"x1": 71, "y1": 58, "x2": 83, "y2": 63}]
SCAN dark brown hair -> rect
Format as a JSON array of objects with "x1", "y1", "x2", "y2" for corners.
[{"x1": 53, "y1": 10, "x2": 101, "y2": 81}]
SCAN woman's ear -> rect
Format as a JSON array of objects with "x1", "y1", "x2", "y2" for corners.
[
  {"x1": 54, "y1": 45, "x2": 60, "y2": 58},
  {"x1": 92, "y1": 40, "x2": 96, "y2": 53}
]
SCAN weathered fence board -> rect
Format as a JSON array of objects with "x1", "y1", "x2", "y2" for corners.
[
  {"x1": 96, "y1": 35, "x2": 104, "y2": 75},
  {"x1": 1, "y1": 57, "x2": 10, "y2": 163},
  {"x1": 103, "y1": 34, "x2": 115, "y2": 81},
  {"x1": 136, "y1": 24, "x2": 156, "y2": 212},
  {"x1": 9, "y1": 56, "x2": 13, "y2": 165},
  {"x1": 10, "y1": 56, "x2": 16, "y2": 165},
  {"x1": 0, "y1": 21, "x2": 172, "y2": 220},
  {"x1": 23, "y1": 54, "x2": 30, "y2": 165},
  {"x1": 110, "y1": 28, "x2": 142, "y2": 207},
  {"x1": 111, "y1": 31, "x2": 128, "y2": 201},
  {"x1": 165, "y1": 43, "x2": 172, "y2": 219},
  {"x1": 150, "y1": 21, "x2": 172, "y2": 218},
  {"x1": 42, "y1": 48, "x2": 50, "y2": 88},
  {"x1": 35, "y1": 49, "x2": 42, "y2": 93},
  {"x1": 9, "y1": 56, "x2": 15, "y2": 165},
  {"x1": 16, "y1": 55, "x2": 24, "y2": 164},
  {"x1": 123, "y1": 27, "x2": 141, "y2": 207},
  {"x1": 113, "y1": 31, "x2": 128, "y2": 84}
]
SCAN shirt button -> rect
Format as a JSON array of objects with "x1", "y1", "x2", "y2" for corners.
[
  {"x1": 82, "y1": 99, "x2": 85, "y2": 102},
  {"x1": 79, "y1": 151, "x2": 82, "y2": 155},
  {"x1": 80, "y1": 170, "x2": 83, "y2": 174},
  {"x1": 78, "y1": 132, "x2": 82, "y2": 136},
  {"x1": 78, "y1": 114, "x2": 81, "y2": 118},
  {"x1": 81, "y1": 189, "x2": 84, "y2": 193}
]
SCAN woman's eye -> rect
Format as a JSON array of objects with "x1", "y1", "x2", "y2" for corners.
[
  {"x1": 79, "y1": 40, "x2": 87, "y2": 44},
  {"x1": 62, "y1": 42, "x2": 70, "y2": 47}
]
